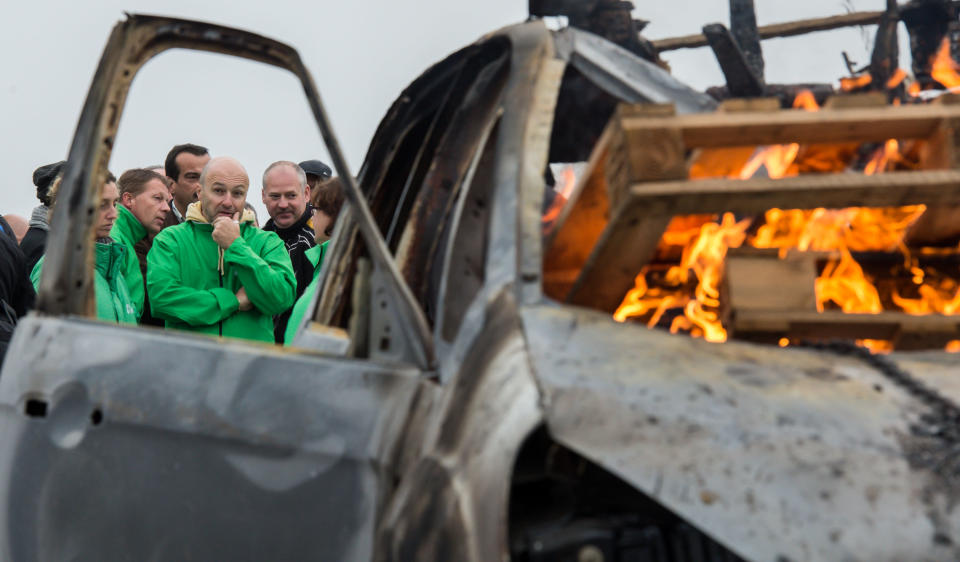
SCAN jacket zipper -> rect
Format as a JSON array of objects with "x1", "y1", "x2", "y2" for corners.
[{"x1": 218, "y1": 258, "x2": 224, "y2": 337}]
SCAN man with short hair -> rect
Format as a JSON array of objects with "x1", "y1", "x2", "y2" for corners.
[
  {"x1": 112, "y1": 168, "x2": 171, "y2": 324},
  {"x1": 163, "y1": 143, "x2": 210, "y2": 228},
  {"x1": 298, "y1": 159, "x2": 332, "y2": 192},
  {"x1": 262, "y1": 161, "x2": 316, "y2": 342},
  {"x1": 147, "y1": 156, "x2": 296, "y2": 342}
]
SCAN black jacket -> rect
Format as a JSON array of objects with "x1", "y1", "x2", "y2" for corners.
[
  {"x1": 0, "y1": 220, "x2": 36, "y2": 365},
  {"x1": 263, "y1": 206, "x2": 316, "y2": 342}
]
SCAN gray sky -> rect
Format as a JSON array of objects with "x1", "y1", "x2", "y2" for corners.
[{"x1": 3, "y1": 0, "x2": 891, "y2": 221}]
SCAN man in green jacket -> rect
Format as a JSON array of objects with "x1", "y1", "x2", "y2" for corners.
[
  {"x1": 111, "y1": 168, "x2": 172, "y2": 322},
  {"x1": 146, "y1": 156, "x2": 296, "y2": 343}
]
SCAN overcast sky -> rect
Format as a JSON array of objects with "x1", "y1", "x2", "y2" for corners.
[{"x1": 2, "y1": 0, "x2": 895, "y2": 221}]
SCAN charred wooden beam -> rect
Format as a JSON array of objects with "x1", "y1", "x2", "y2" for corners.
[
  {"x1": 706, "y1": 83, "x2": 835, "y2": 107},
  {"x1": 730, "y1": 0, "x2": 765, "y2": 81},
  {"x1": 901, "y1": 0, "x2": 953, "y2": 88},
  {"x1": 869, "y1": 0, "x2": 900, "y2": 89},
  {"x1": 703, "y1": 23, "x2": 765, "y2": 97},
  {"x1": 653, "y1": 10, "x2": 886, "y2": 51}
]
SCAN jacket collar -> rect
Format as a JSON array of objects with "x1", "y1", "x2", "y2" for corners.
[
  {"x1": 264, "y1": 204, "x2": 314, "y2": 235},
  {"x1": 114, "y1": 204, "x2": 147, "y2": 242},
  {"x1": 185, "y1": 201, "x2": 257, "y2": 225}
]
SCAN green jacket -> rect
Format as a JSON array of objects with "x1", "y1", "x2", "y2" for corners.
[
  {"x1": 283, "y1": 241, "x2": 327, "y2": 346},
  {"x1": 109, "y1": 204, "x2": 146, "y2": 320},
  {"x1": 146, "y1": 202, "x2": 296, "y2": 343},
  {"x1": 31, "y1": 241, "x2": 138, "y2": 324}
]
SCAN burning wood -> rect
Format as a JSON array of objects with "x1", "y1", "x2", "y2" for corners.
[{"x1": 544, "y1": 42, "x2": 960, "y2": 351}]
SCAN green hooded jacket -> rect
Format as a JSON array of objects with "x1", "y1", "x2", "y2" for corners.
[
  {"x1": 146, "y1": 202, "x2": 296, "y2": 343},
  {"x1": 109, "y1": 204, "x2": 146, "y2": 320},
  {"x1": 31, "y1": 241, "x2": 138, "y2": 324},
  {"x1": 283, "y1": 241, "x2": 327, "y2": 346}
]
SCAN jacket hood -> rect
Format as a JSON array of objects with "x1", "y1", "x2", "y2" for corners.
[
  {"x1": 520, "y1": 303, "x2": 960, "y2": 562},
  {"x1": 185, "y1": 202, "x2": 257, "y2": 225}
]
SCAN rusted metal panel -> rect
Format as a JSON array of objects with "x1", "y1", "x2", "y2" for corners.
[{"x1": 522, "y1": 304, "x2": 960, "y2": 561}]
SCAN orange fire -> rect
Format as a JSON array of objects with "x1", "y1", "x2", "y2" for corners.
[
  {"x1": 840, "y1": 74, "x2": 872, "y2": 91},
  {"x1": 932, "y1": 37, "x2": 960, "y2": 89},
  {"x1": 614, "y1": 88, "x2": 956, "y2": 350}
]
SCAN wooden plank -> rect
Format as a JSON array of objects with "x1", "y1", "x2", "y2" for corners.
[
  {"x1": 652, "y1": 10, "x2": 885, "y2": 51},
  {"x1": 724, "y1": 252, "x2": 818, "y2": 313},
  {"x1": 619, "y1": 103, "x2": 960, "y2": 148},
  {"x1": 732, "y1": 309, "x2": 960, "y2": 350},
  {"x1": 543, "y1": 126, "x2": 613, "y2": 300},
  {"x1": 566, "y1": 203, "x2": 672, "y2": 313},
  {"x1": 624, "y1": 170, "x2": 960, "y2": 217}
]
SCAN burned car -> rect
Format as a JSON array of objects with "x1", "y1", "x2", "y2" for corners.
[{"x1": 1, "y1": 9, "x2": 960, "y2": 562}]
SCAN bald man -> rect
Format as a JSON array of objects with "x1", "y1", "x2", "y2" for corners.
[
  {"x1": 2, "y1": 215, "x2": 28, "y2": 244},
  {"x1": 146, "y1": 157, "x2": 295, "y2": 342}
]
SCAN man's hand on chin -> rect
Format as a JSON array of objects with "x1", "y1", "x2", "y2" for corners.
[
  {"x1": 236, "y1": 287, "x2": 252, "y2": 311},
  {"x1": 212, "y1": 212, "x2": 241, "y2": 249}
]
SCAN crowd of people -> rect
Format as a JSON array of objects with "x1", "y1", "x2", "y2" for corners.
[{"x1": 0, "y1": 143, "x2": 345, "y2": 361}]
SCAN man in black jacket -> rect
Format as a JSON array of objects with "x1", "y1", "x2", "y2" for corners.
[
  {"x1": 261, "y1": 161, "x2": 316, "y2": 343},
  {"x1": 0, "y1": 216, "x2": 36, "y2": 366}
]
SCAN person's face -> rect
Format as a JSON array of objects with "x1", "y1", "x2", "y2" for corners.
[
  {"x1": 170, "y1": 152, "x2": 210, "y2": 210},
  {"x1": 96, "y1": 181, "x2": 120, "y2": 239},
  {"x1": 262, "y1": 166, "x2": 309, "y2": 229},
  {"x1": 200, "y1": 163, "x2": 248, "y2": 223},
  {"x1": 312, "y1": 208, "x2": 333, "y2": 244},
  {"x1": 124, "y1": 178, "x2": 171, "y2": 235}
]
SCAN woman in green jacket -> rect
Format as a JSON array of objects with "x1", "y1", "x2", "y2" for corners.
[
  {"x1": 284, "y1": 176, "x2": 344, "y2": 345},
  {"x1": 31, "y1": 175, "x2": 138, "y2": 324}
]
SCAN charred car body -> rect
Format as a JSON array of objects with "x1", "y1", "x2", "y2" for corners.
[{"x1": 1, "y1": 11, "x2": 959, "y2": 562}]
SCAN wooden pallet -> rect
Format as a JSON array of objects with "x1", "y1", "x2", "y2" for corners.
[
  {"x1": 723, "y1": 249, "x2": 960, "y2": 349},
  {"x1": 543, "y1": 94, "x2": 960, "y2": 313}
]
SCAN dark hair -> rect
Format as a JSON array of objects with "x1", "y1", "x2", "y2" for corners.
[
  {"x1": 105, "y1": 171, "x2": 117, "y2": 184},
  {"x1": 164, "y1": 143, "x2": 209, "y2": 181},
  {"x1": 118, "y1": 168, "x2": 166, "y2": 198},
  {"x1": 311, "y1": 177, "x2": 345, "y2": 237}
]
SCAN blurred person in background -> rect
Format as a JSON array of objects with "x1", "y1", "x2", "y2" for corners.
[
  {"x1": 21, "y1": 160, "x2": 65, "y2": 271},
  {"x1": 284, "y1": 176, "x2": 344, "y2": 345},
  {"x1": 163, "y1": 143, "x2": 210, "y2": 228}
]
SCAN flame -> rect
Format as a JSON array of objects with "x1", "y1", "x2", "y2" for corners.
[
  {"x1": 932, "y1": 37, "x2": 960, "y2": 89},
  {"x1": 613, "y1": 88, "x2": 957, "y2": 350},
  {"x1": 948, "y1": 341, "x2": 960, "y2": 353},
  {"x1": 614, "y1": 213, "x2": 750, "y2": 343},
  {"x1": 541, "y1": 166, "x2": 577, "y2": 228},
  {"x1": 840, "y1": 74, "x2": 872, "y2": 91},
  {"x1": 885, "y1": 68, "x2": 907, "y2": 89},
  {"x1": 864, "y1": 139, "x2": 900, "y2": 175}
]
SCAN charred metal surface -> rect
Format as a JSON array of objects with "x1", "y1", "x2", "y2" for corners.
[
  {"x1": 550, "y1": 27, "x2": 715, "y2": 162},
  {"x1": 703, "y1": 23, "x2": 765, "y2": 98},
  {"x1": 870, "y1": 0, "x2": 901, "y2": 90},
  {"x1": 376, "y1": 292, "x2": 542, "y2": 561},
  {"x1": 901, "y1": 0, "x2": 953, "y2": 88},
  {"x1": 729, "y1": 0, "x2": 765, "y2": 82},
  {"x1": 521, "y1": 304, "x2": 960, "y2": 561},
  {"x1": 0, "y1": 316, "x2": 423, "y2": 560}
]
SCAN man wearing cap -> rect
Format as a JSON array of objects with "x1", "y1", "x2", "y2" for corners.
[
  {"x1": 261, "y1": 160, "x2": 317, "y2": 342},
  {"x1": 147, "y1": 156, "x2": 295, "y2": 342},
  {"x1": 20, "y1": 161, "x2": 65, "y2": 272},
  {"x1": 299, "y1": 159, "x2": 332, "y2": 191},
  {"x1": 163, "y1": 143, "x2": 211, "y2": 228}
]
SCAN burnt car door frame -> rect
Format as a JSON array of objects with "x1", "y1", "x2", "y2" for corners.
[{"x1": 37, "y1": 13, "x2": 433, "y2": 371}]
